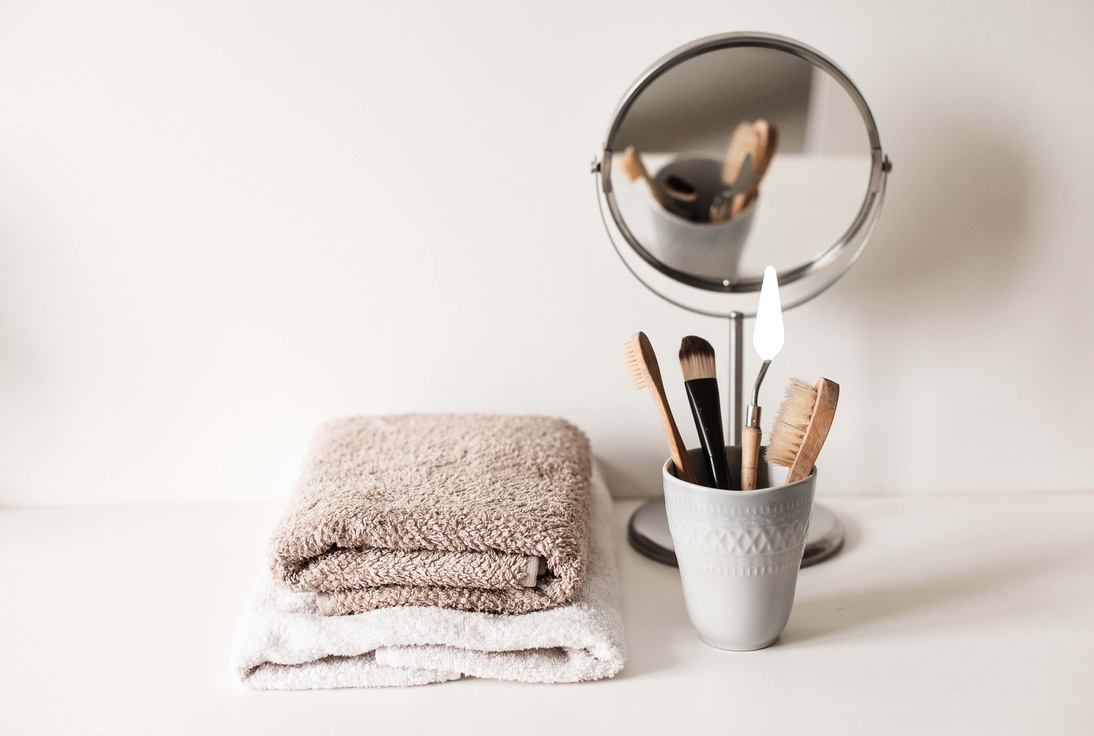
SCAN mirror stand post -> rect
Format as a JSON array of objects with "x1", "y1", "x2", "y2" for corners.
[{"x1": 727, "y1": 312, "x2": 744, "y2": 445}]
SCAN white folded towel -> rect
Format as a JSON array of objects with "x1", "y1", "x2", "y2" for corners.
[{"x1": 230, "y1": 464, "x2": 625, "y2": 688}]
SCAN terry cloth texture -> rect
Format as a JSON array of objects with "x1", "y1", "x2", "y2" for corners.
[
  {"x1": 269, "y1": 414, "x2": 592, "y2": 615},
  {"x1": 231, "y1": 465, "x2": 625, "y2": 688}
]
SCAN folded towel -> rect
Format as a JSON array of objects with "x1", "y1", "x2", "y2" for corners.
[
  {"x1": 268, "y1": 414, "x2": 592, "y2": 615},
  {"x1": 231, "y1": 464, "x2": 625, "y2": 688}
]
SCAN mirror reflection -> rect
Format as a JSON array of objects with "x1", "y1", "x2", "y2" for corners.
[{"x1": 607, "y1": 46, "x2": 873, "y2": 288}]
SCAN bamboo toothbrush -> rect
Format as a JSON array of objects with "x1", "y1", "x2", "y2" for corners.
[
  {"x1": 620, "y1": 145, "x2": 671, "y2": 210},
  {"x1": 721, "y1": 121, "x2": 759, "y2": 187},
  {"x1": 622, "y1": 332, "x2": 697, "y2": 484},
  {"x1": 765, "y1": 378, "x2": 840, "y2": 483},
  {"x1": 713, "y1": 120, "x2": 777, "y2": 222},
  {"x1": 742, "y1": 266, "x2": 785, "y2": 490},
  {"x1": 731, "y1": 121, "x2": 778, "y2": 217},
  {"x1": 710, "y1": 153, "x2": 751, "y2": 223},
  {"x1": 679, "y1": 336, "x2": 733, "y2": 490},
  {"x1": 621, "y1": 145, "x2": 698, "y2": 218}
]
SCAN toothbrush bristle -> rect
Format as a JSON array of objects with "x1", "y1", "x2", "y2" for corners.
[
  {"x1": 765, "y1": 378, "x2": 818, "y2": 467},
  {"x1": 621, "y1": 340, "x2": 648, "y2": 389}
]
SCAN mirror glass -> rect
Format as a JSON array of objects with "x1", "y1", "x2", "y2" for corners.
[{"x1": 603, "y1": 38, "x2": 879, "y2": 294}]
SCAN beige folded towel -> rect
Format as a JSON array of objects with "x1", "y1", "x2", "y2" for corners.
[
  {"x1": 269, "y1": 414, "x2": 591, "y2": 615},
  {"x1": 232, "y1": 465, "x2": 624, "y2": 688}
]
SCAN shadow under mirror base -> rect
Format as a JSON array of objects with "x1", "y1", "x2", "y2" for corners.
[{"x1": 627, "y1": 496, "x2": 844, "y2": 568}]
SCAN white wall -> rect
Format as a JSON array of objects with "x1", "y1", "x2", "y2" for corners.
[{"x1": 2, "y1": 0, "x2": 1092, "y2": 505}]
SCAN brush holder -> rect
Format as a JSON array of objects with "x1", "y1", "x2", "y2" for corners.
[
  {"x1": 642, "y1": 156, "x2": 757, "y2": 282},
  {"x1": 663, "y1": 446, "x2": 815, "y2": 651}
]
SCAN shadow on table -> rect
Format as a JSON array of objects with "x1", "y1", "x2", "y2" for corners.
[
  {"x1": 613, "y1": 544, "x2": 692, "y2": 679},
  {"x1": 780, "y1": 534, "x2": 1054, "y2": 646}
]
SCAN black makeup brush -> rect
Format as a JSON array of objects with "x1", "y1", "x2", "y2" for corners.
[{"x1": 679, "y1": 336, "x2": 734, "y2": 490}]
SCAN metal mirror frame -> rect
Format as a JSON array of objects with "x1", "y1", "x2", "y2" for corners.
[{"x1": 596, "y1": 31, "x2": 890, "y2": 317}]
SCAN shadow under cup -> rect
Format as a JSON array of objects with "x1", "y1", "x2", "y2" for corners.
[{"x1": 663, "y1": 446, "x2": 816, "y2": 651}]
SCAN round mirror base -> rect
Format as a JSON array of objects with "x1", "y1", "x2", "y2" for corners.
[{"x1": 627, "y1": 496, "x2": 844, "y2": 568}]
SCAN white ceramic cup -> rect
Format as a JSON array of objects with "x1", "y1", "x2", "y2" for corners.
[
  {"x1": 642, "y1": 156, "x2": 758, "y2": 282},
  {"x1": 663, "y1": 446, "x2": 816, "y2": 651}
]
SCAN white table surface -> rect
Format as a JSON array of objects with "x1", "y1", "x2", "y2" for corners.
[{"x1": 2, "y1": 493, "x2": 1092, "y2": 735}]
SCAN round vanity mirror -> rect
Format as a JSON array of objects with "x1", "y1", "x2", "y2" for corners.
[
  {"x1": 598, "y1": 32, "x2": 889, "y2": 316},
  {"x1": 597, "y1": 33, "x2": 890, "y2": 567}
]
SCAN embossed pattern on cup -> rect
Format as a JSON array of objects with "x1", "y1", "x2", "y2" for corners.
[{"x1": 663, "y1": 446, "x2": 816, "y2": 651}]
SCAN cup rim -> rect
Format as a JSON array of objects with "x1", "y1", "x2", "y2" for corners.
[
  {"x1": 662, "y1": 455, "x2": 816, "y2": 495},
  {"x1": 641, "y1": 174, "x2": 759, "y2": 230}
]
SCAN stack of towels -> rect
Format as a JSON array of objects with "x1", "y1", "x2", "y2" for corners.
[{"x1": 230, "y1": 413, "x2": 626, "y2": 688}]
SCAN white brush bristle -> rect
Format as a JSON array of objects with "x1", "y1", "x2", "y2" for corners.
[
  {"x1": 621, "y1": 340, "x2": 647, "y2": 389},
  {"x1": 765, "y1": 378, "x2": 817, "y2": 467}
]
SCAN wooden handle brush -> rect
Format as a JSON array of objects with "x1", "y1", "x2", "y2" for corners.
[
  {"x1": 619, "y1": 146, "x2": 671, "y2": 210},
  {"x1": 622, "y1": 332, "x2": 696, "y2": 484},
  {"x1": 765, "y1": 377, "x2": 840, "y2": 483},
  {"x1": 741, "y1": 422, "x2": 763, "y2": 491},
  {"x1": 621, "y1": 145, "x2": 699, "y2": 219},
  {"x1": 731, "y1": 121, "x2": 778, "y2": 218},
  {"x1": 721, "y1": 121, "x2": 759, "y2": 187}
]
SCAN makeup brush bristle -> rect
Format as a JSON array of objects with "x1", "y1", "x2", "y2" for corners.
[
  {"x1": 621, "y1": 338, "x2": 648, "y2": 389},
  {"x1": 765, "y1": 378, "x2": 818, "y2": 467},
  {"x1": 678, "y1": 336, "x2": 716, "y2": 381}
]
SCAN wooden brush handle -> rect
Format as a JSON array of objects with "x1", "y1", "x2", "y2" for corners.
[
  {"x1": 730, "y1": 122, "x2": 777, "y2": 217},
  {"x1": 652, "y1": 379, "x2": 696, "y2": 484},
  {"x1": 741, "y1": 425, "x2": 762, "y2": 491},
  {"x1": 786, "y1": 378, "x2": 839, "y2": 484},
  {"x1": 622, "y1": 146, "x2": 672, "y2": 210},
  {"x1": 633, "y1": 332, "x2": 696, "y2": 484}
]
